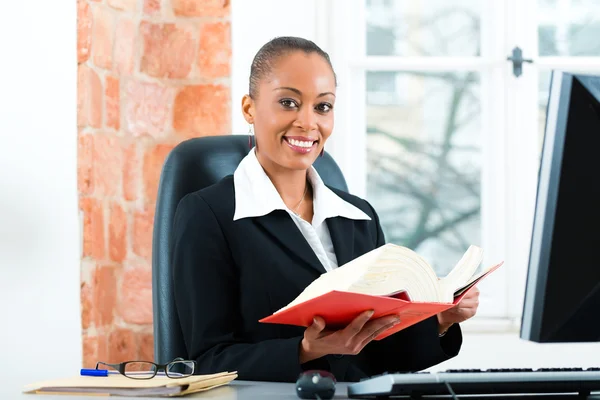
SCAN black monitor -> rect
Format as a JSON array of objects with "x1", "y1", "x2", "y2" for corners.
[{"x1": 520, "y1": 71, "x2": 600, "y2": 343}]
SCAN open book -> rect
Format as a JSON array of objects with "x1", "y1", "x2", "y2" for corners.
[{"x1": 260, "y1": 244, "x2": 502, "y2": 340}]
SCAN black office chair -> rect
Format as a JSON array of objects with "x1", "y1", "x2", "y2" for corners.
[{"x1": 151, "y1": 135, "x2": 349, "y2": 364}]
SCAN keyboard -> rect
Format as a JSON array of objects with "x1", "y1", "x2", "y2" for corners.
[{"x1": 347, "y1": 368, "x2": 600, "y2": 398}]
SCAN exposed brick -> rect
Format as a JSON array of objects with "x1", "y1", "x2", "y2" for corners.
[
  {"x1": 143, "y1": 0, "x2": 160, "y2": 15},
  {"x1": 173, "y1": 85, "x2": 230, "y2": 138},
  {"x1": 132, "y1": 206, "x2": 154, "y2": 261},
  {"x1": 77, "y1": 0, "x2": 92, "y2": 63},
  {"x1": 78, "y1": 64, "x2": 103, "y2": 128},
  {"x1": 80, "y1": 197, "x2": 105, "y2": 259},
  {"x1": 118, "y1": 265, "x2": 153, "y2": 324},
  {"x1": 109, "y1": 328, "x2": 138, "y2": 363},
  {"x1": 107, "y1": 0, "x2": 137, "y2": 12},
  {"x1": 172, "y1": 0, "x2": 229, "y2": 17},
  {"x1": 78, "y1": 134, "x2": 94, "y2": 195},
  {"x1": 109, "y1": 202, "x2": 127, "y2": 262},
  {"x1": 79, "y1": 0, "x2": 232, "y2": 360},
  {"x1": 115, "y1": 18, "x2": 136, "y2": 76},
  {"x1": 123, "y1": 143, "x2": 141, "y2": 201},
  {"x1": 81, "y1": 282, "x2": 93, "y2": 330},
  {"x1": 143, "y1": 144, "x2": 174, "y2": 204},
  {"x1": 197, "y1": 21, "x2": 230, "y2": 79},
  {"x1": 82, "y1": 334, "x2": 109, "y2": 369},
  {"x1": 92, "y1": 134, "x2": 122, "y2": 197},
  {"x1": 105, "y1": 76, "x2": 120, "y2": 130},
  {"x1": 140, "y1": 22, "x2": 195, "y2": 79},
  {"x1": 93, "y1": 265, "x2": 119, "y2": 327},
  {"x1": 125, "y1": 80, "x2": 176, "y2": 138},
  {"x1": 137, "y1": 333, "x2": 154, "y2": 362},
  {"x1": 92, "y1": 5, "x2": 115, "y2": 70}
]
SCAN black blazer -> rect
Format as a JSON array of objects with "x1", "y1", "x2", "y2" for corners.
[{"x1": 171, "y1": 175, "x2": 462, "y2": 383}]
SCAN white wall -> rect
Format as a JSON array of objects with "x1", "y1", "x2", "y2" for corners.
[
  {"x1": 230, "y1": 0, "x2": 320, "y2": 135},
  {"x1": 0, "y1": 1, "x2": 81, "y2": 393}
]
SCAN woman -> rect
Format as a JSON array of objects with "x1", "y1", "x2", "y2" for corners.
[{"x1": 171, "y1": 36, "x2": 479, "y2": 383}]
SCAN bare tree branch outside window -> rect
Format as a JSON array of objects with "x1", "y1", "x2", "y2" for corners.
[{"x1": 365, "y1": 1, "x2": 482, "y2": 275}]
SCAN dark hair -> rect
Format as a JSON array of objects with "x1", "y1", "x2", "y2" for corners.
[{"x1": 249, "y1": 36, "x2": 337, "y2": 99}]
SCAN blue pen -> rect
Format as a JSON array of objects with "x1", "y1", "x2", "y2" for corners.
[
  {"x1": 80, "y1": 369, "x2": 116, "y2": 377},
  {"x1": 80, "y1": 369, "x2": 171, "y2": 377}
]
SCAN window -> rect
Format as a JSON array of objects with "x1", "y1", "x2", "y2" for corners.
[{"x1": 325, "y1": 0, "x2": 600, "y2": 324}]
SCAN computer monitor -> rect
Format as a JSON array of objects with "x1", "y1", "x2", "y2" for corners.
[{"x1": 520, "y1": 71, "x2": 600, "y2": 343}]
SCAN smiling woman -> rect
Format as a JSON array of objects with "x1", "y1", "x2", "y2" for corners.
[
  {"x1": 241, "y1": 47, "x2": 337, "y2": 220},
  {"x1": 171, "y1": 36, "x2": 481, "y2": 383}
]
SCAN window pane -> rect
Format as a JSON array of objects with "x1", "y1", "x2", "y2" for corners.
[
  {"x1": 366, "y1": 0, "x2": 481, "y2": 57},
  {"x1": 538, "y1": 0, "x2": 600, "y2": 56},
  {"x1": 365, "y1": 71, "x2": 481, "y2": 276}
]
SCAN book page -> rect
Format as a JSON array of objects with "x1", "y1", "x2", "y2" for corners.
[
  {"x1": 347, "y1": 245, "x2": 441, "y2": 301},
  {"x1": 438, "y1": 245, "x2": 484, "y2": 300},
  {"x1": 277, "y1": 244, "x2": 446, "y2": 312},
  {"x1": 453, "y1": 261, "x2": 504, "y2": 297},
  {"x1": 277, "y1": 247, "x2": 383, "y2": 311}
]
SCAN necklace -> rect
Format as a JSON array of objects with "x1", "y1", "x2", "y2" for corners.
[{"x1": 292, "y1": 182, "x2": 309, "y2": 216}]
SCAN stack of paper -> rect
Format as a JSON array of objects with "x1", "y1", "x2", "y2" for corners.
[{"x1": 23, "y1": 371, "x2": 237, "y2": 397}]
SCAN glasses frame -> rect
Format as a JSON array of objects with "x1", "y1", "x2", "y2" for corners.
[{"x1": 95, "y1": 357, "x2": 196, "y2": 380}]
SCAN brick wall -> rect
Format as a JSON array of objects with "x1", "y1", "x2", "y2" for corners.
[{"x1": 77, "y1": 0, "x2": 231, "y2": 368}]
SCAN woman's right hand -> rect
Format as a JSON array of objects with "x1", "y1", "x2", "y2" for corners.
[{"x1": 299, "y1": 310, "x2": 401, "y2": 364}]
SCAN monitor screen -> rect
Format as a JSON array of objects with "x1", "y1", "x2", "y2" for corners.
[{"x1": 520, "y1": 71, "x2": 600, "y2": 343}]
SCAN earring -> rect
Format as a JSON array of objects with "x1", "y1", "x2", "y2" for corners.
[
  {"x1": 320, "y1": 147, "x2": 324, "y2": 157},
  {"x1": 247, "y1": 124, "x2": 254, "y2": 150}
]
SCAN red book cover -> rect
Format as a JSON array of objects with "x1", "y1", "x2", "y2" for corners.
[{"x1": 260, "y1": 262, "x2": 502, "y2": 340}]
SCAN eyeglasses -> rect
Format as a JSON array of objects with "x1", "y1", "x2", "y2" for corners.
[{"x1": 95, "y1": 357, "x2": 196, "y2": 380}]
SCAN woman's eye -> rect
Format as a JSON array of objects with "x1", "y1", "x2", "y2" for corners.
[
  {"x1": 316, "y1": 103, "x2": 333, "y2": 113},
  {"x1": 279, "y1": 99, "x2": 298, "y2": 108}
]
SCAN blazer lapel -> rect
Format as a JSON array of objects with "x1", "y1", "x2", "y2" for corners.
[
  {"x1": 254, "y1": 211, "x2": 327, "y2": 275},
  {"x1": 326, "y1": 216, "x2": 355, "y2": 267}
]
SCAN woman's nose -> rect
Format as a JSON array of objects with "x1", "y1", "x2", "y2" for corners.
[{"x1": 295, "y1": 106, "x2": 318, "y2": 131}]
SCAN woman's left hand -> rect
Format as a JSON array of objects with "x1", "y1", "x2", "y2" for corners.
[{"x1": 436, "y1": 286, "x2": 480, "y2": 334}]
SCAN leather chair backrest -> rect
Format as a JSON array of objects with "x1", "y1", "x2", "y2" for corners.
[{"x1": 151, "y1": 135, "x2": 348, "y2": 363}]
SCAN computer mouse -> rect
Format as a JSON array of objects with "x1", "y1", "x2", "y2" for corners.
[{"x1": 295, "y1": 370, "x2": 336, "y2": 399}]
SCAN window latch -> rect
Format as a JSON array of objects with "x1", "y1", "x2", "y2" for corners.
[{"x1": 507, "y1": 47, "x2": 533, "y2": 77}]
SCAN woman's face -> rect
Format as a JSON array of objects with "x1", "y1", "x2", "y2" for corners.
[{"x1": 243, "y1": 51, "x2": 336, "y2": 172}]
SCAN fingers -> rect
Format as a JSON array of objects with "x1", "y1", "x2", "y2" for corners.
[
  {"x1": 438, "y1": 287, "x2": 482, "y2": 326},
  {"x1": 351, "y1": 314, "x2": 400, "y2": 349},
  {"x1": 446, "y1": 302, "x2": 478, "y2": 323},
  {"x1": 457, "y1": 297, "x2": 479, "y2": 308},
  {"x1": 462, "y1": 287, "x2": 480, "y2": 300},
  {"x1": 304, "y1": 316, "x2": 326, "y2": 341},
  {"x1": 342, "y1": 310, "x2": 375, "y2": 339},
  {"x1": 357, "y1": 317, "x2": 400, "y2": 349},
  {"x1": 457, "y1": 289, "x2": 480, "y2": 307}
]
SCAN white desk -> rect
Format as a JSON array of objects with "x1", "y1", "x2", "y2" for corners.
[
  {"x1": 11, "y1": 380, "x2": 600, "y2": 399},
  {"x1": 11, "y1": 380, "x2": 347, "y2": 399}
]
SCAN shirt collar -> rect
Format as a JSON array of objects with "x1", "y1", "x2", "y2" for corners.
[{"x1": 233, "y1": 148, "x2": 371, "y2": 226}]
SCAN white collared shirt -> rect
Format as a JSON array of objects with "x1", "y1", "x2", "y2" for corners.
[{"x1": 233, "y1": 148, "x2": 371, "y2": 272}]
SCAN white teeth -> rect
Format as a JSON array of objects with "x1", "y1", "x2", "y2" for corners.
[{"x1": 288, "y1": 138, "x2": 314, "y2": 148}]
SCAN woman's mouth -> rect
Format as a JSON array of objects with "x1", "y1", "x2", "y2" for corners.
[{"x1": 283, "y1": 136, "x2": 318, "y2": 154}]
